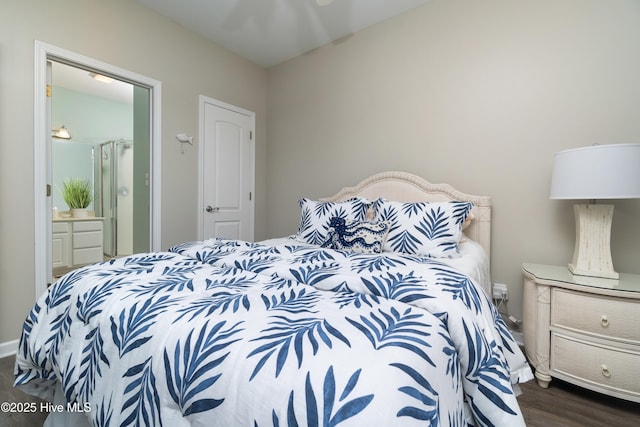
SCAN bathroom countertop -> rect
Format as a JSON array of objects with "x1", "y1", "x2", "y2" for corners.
[{"x1": 53, "y1": 217, "x2": 105, "y2": 221}]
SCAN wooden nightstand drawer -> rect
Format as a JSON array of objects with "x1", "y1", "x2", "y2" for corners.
[
  {"x1": 551, "y1": 288, "x2": 640, "y2": 344},
  {"x1": 551, "y1": 333, "x2": 640, "y2": 400},
  {"x1": 523, "y1": 263, "x2": 640, "y2": 402}
]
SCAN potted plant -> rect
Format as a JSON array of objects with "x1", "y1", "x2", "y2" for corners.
[{"x1": 61, "y1": 178, "x2": 94, "y2": 218}]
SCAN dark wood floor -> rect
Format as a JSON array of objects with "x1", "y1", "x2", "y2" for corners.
[
  {"x1": 1, "y1": 354, "x2": 639, "y2": 426},
  {"x1": 0, "y1": 355, "x2": 48, "y2": 427},
  {"x1": 518, "y1": 377, "x2": 640, "y2": 426}
]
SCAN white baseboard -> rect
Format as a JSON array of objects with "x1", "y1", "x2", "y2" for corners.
[{"x1": 0, "y1": 339, "x2": 19, "y2": 358}]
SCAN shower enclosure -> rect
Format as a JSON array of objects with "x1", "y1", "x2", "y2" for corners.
[{"x1": 94, "y1": 139, "x2": 134, "y2": 258}]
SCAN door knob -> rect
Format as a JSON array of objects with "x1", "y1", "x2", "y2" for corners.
[{"x1": 206, "y1": 206, "x2": 220, "y2": 213}]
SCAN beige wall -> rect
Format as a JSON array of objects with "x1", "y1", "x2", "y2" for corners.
[
  {"x1": 2, "y1": 0, "x2": 639, "y2": 348},
  {"x1": 266, "y1": 0, "x2": 640, "y2": 321},
  {"x1": 0, "y1": 0, "x2": 267, "y2": 345}
]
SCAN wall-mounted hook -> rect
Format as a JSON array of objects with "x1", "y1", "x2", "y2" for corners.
[{"x1": 176, "y1": 133, "x2": 193, "y2": 154}]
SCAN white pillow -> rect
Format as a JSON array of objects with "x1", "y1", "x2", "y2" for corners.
[
  {"x1": 372, "y1": 199, "x2": 474, "y2": 258},
  {"x1": 295, "y1": 198, "x2": 370, "y2": 245}
]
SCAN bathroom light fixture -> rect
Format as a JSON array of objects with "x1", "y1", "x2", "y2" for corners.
[
  {"x1": 89, "y1": 72, "x2": 114, "y2": 84},
  {"x1": 52, "y1": 125, "x2": 71, "y2": 140}
]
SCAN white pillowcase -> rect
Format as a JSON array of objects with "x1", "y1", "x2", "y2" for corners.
[
  {"x1": 295, "y1": 198, "x2": 370, "y2": 245},
  {"x1": 372, "y1": 199, "x2": 474, "y2": 258}
]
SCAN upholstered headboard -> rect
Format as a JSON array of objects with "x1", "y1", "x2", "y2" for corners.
[{"x1": 320, "y1": 171, "x2": 492, "y2": 261}]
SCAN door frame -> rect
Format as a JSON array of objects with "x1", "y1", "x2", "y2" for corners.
[
  {"x1": 197, "y1": 95, "x2": 255, "y2": 241},
  {"x1": 34, "y1": 41, "x2": 163, "y2": 298}
]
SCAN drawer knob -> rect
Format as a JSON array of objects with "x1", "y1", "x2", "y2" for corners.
[
  {"x1": 600, "y1": 315, "x2": 609, "y2": 327},
  {"x1": 601, "y1": 364, "x2": 611, "y2": 378}
]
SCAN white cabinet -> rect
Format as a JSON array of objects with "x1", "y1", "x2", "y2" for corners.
[
  {"x1": 52, "y1": 222, "x2": 70, "y2": 268},
  {"x1": 72, "y1": 221, "x2": 104, "y2": 265},
  {"x1": 53, "y1": 218, "x2": 104, "y2": 270},
  {"x1": 522, "y1": 263, "x2": 640, "y2": 403}
]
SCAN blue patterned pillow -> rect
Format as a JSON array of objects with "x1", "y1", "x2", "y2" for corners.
[
  {"x1": 296, "y1": 198, "x2": 370, "y2": 245},
  {"x1": 321, "y1": 218, "x2": 390, "y2": 254},
  {"x1": 373, "y1": 199, "x2": 474, "y2": 257}
]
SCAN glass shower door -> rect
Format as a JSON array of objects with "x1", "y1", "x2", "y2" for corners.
[{"x1": 95, "y1": 140, "x2": 134, "y2": 258}]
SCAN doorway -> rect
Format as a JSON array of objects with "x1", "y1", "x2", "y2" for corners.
[
  {"x1": 50, "y1": 61, "x2": 138, "y2": 265},
  {"x1": 34, "y1": 41, "x2": 162, "y2": 298}
]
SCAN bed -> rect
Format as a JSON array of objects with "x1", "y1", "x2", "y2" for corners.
[{"x1": 15, "y1": 171, "x2": 533, "y2": 426}]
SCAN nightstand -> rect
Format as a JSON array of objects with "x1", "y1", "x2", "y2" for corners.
[{"x1": 522, "y1": 263, "x2": 640, "y2": 403}]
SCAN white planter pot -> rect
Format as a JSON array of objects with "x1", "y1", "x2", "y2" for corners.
[{"x1": 70, "y1": 208, "x2": 89, "y2": 218}]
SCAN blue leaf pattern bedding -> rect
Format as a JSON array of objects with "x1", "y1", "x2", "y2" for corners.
[{"x1": 15, "y1": 238, "x2": 532, "y2": 426}]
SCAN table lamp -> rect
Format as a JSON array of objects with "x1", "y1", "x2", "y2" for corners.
[{"x1": 550, "y1": 143, "x2": 640, "y2": 279}]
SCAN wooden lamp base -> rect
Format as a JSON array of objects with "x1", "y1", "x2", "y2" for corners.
[{"x1": 569, "y1": 204, "x2": 619, "y2": 280}]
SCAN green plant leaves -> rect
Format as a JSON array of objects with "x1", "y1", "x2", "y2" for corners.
[{"x1": 61, "y1": 177, "x2": 93, "y2": 209}]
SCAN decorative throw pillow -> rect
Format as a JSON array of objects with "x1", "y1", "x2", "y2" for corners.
[
  {"x1": 295, "y1": 198, "x2": 370, "y2": 245},
  {"x1": 321, "y1": 218, "x2": 390, "y2": 254},
  {"x1": 373, "y1": 199, "x2": 474, "y2": 257}
]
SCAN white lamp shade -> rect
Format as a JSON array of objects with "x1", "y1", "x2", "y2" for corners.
[{"x1": 550, "y1": 143, "x2": 640, "y2": 200}]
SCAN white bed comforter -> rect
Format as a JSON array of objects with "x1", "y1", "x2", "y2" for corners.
[{"x1": 15, "y1": 238, "x2": 532, "y2": 426}]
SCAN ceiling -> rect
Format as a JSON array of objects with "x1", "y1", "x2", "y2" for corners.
[
  {"x1": 52, "y1": 0, "x2": 428, "y2": 101},
  {"x1": 52, "y1": 61, "x2": 134, "y2": 104},
  {"x1": 136, "y1": 0, "x2": 429, "y2": 68}
]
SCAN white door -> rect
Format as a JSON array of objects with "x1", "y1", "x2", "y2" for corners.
[{"x1": 199, "y1": 96, "x2": 255, "y2": 241}]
